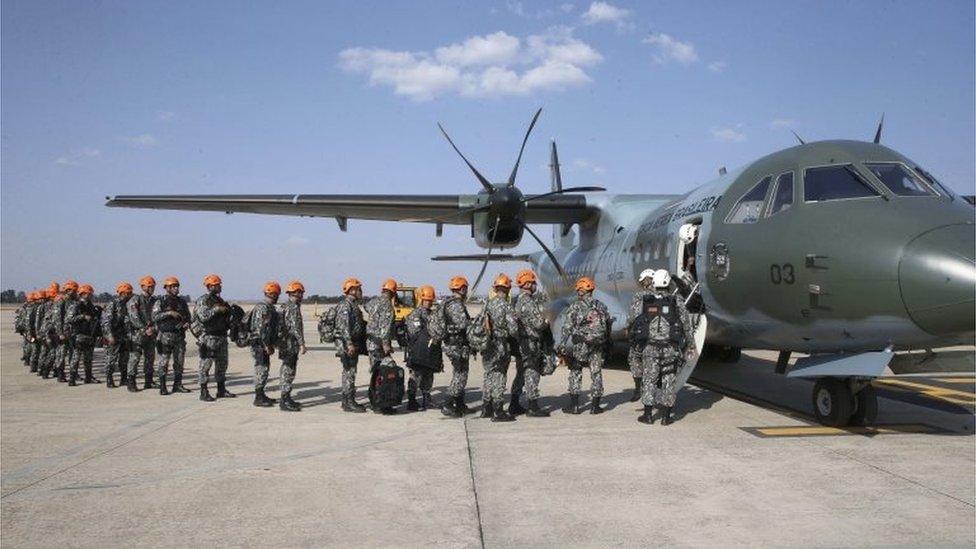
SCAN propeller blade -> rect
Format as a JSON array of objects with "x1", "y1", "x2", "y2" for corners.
[
  {"x1": 507, "y1": 108, "x2": 543, "y2": 187},
  {"x1": 523, "y1": 186, "x2": 606, "y2": 203},
  {"x1": 470, "y1": 216, "x2": 501, "y2": 297},
  {"x1": 518, "y1": 219, "x2": 566, "y2": 276},
  {"x1": 790, "y1": 130, "x2": 805, "y2": 145},
  {"x1": 873, "y1": 113, "x2": 884, "y2": 144},
  {"x1": 438, "y1": 122, "x2": 494, "y2": 193}
]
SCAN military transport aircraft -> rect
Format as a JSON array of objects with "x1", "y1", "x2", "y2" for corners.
[{"x1": 106, "y1": 110, "x2": 975, "y2": 427}]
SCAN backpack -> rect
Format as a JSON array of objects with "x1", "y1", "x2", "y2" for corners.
[
  {"x1": 630, "y1": 294, "x2": 684, "y2": 347},
  {"x1": 369, "y1": 357, "x2": 405, "y2": 409},
  {"x1": 427, "y1": 300, "x2": 447, "y2": 342},
  {"x1": 228, "y1": 304, "x2": 250, "y2": 347},
  {"x1": 318, "y1": 306, "x2": 338, "y2": 343},
  {"x1": 407, "y1": 318, "x2": 443, "y2": 372},
  {"x1": 466, "y1": 312, "x2": 490, "y2": 352}
]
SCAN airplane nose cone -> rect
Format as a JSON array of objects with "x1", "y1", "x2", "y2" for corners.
[{"x1": 899, "y1": 223, "x2": 976, "y2": 337}]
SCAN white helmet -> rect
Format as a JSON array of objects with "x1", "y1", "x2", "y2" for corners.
[
  {"x1": 679, "y1": 224, "x2": 698, "y2": 244},
  {"x1": 652, "y1": 269, "x2": 671, "y2": 289},
  {"x1": 638, "y1": 269, "x2": 656, "y2": 285}
]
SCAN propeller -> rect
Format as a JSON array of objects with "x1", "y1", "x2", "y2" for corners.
[
  {"x1": 873, "y1": 113, "x2": 885, "y2": 144},
  {"x1": 469, "y1": 216, "x2": 501, "y2": 297}
]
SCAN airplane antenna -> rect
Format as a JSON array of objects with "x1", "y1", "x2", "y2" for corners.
[
  {"x1": 790, "y1": 130, "x2": 806, "y2": 145},
  {"x1": 873, "y1": 113, "x2": 884, "y2": 144}
]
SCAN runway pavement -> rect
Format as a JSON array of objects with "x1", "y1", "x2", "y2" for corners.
[{"x1": 1, "y1": 307, "x2": 973, "y2": 548}]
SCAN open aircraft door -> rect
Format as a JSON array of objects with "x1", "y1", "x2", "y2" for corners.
[{"x1": 673, "y1": 221, "x2": 708, "y2": 392}]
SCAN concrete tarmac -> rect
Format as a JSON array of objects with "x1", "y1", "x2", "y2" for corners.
[{"x1": 1, "y1": 308, "x2": 973, "y2": 548}]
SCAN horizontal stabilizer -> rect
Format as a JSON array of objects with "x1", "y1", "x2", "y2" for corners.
[{"x1": 431, "y1": 254, "x2": 530, "y2": 262}]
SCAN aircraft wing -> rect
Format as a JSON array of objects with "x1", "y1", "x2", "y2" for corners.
[{"x1": 104, "y1": 193, "x2": 594, "y2": 225}]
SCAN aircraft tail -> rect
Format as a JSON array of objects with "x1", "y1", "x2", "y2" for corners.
[{"x1": 550, "y1": 140, "x2": 575, "y2": 248}]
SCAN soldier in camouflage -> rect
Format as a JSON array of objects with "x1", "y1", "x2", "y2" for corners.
[
  {"x1": 404, "y1": 285, "x2": 439, "y2": 411},
  {"x1": 25, "y1": 292, "x2": 43, "y2": 373},
  {"x1": 480, "y1": 274, "x2": 517, "y2": 422},
  {"x1": 46, "y1": 280, "x2": 79, "y2": 383},
  {"x1": 249, "y1": 281, "x2": 282, "y2": 408},
  {"x1": 152, "y1": 277, "x2": 192, "y2": 395},
  {"x1": 126, "y1": 276, "x2": 158, "y2": 392},
  {"x1": 557, "y1": 277, "x2": 610, "y2": 415},
  {"x1": 66, "y1": 284, "x2": 100, "y2": 385},
  {"x1": 195, "y1": 274, "x2": 235, "y2": 402},
  {"x1": 636, "y1": 270, "x2": 693, "y2": 426},
  {"x1": 277, "y1": 280, "x2": 307, "y2": 412},
  {"x1": 35, "y1": 285, "x2": 58, "y2": 378},
  {"x1": 437, "y1": 276, "x2": 474, "y2": 418},
  {"x1": 365, "y1": 278, "x2": 397, "y2": 410},
  {"x1": 101, "y1": 282, "x2": 133, "y2": 388},
  {"x1": 334, "y1": 278, "x2": 367, "y2": 413},
  {"x1": 512, "y1": 269, "x2": 551, "y2": 417},
  {"x1": 14, "y1": 295, "x2": 31, "y2": 367},
  {"x1": 627, "y1": 269, "x2": 659, "y2": 403}
]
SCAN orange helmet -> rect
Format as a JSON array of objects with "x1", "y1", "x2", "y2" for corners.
[
  {"x1": 116, "y1": 281, "x2": 134, "y2": 295},
  {"x1": 575, "y1": 277, "x2": 596, "y2": 292},
  {"x1": 449, "y1": 276, "x2": 469, "y2": 291},
  {"x1": 139, "y1": 276, "x2": 156, "y2": 288},
  {"x1": 381, "y1": 278, "x2": 398, "y2": 293},
  {"x1": 342, "y1": 277, "x2": 362, "y2": 294},
  {"x1": 26, "y1": 292, "x2": 35, "y2": 302},
  {"x1": 78, "y1": 284, "x2": 94, "y2": 295},
  {"x1": 163, "y1": 276, "x2": 180, "y2": 288},
  {"x1": 203, "y1": 274, "x2": 222, "y2": 287},
  {"x1": 49, "y1": 281, "x2": 60, "y2": 294},
  {"x1": 63, "y1": 280, "x2": 79, "y2": 292},
  {"x1": 264, "y1": 281, "x2": 281, "y2": 295},
  {"x1": 516, "y1": 269, "x2": 537, "y2": 287},
  {"x1": 418, "y1": 285, "x2": 436, "y2": 301},
  {"x1": 493, "y1": 273, "x2": 512, "y2": 289},
  {"x1": 286, "y1": 280, "x2": 305, "y2": 294}
]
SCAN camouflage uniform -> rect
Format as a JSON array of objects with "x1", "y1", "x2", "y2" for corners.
[
  {"x1": 66, "y1": 297, "x2": 99, "y2": 382},
  {"x1": 512, "y1": 291, "x2": 549, "y2": 402},
  {"x1": 248, "y1": 301, "x2": 280, "y2": 393},
  {"x1": 101, "y1": 295, "x2": 131, "y2": 384},
  {"x1": 15, "y1": 302, "x2": 30, "y2": 365},
  {"x1": 365, "y1": 294, "x2": 395, "y2": 370},
  {"x1": 277, "y1": 300, "x2": 304, "y2": 398},
  {"x1": 126, "y1": 293, "x2": 157, "y2": 384},
  {"x1": 26, "y1": 300, "x2": 42, "y2": 372},
  {"x1": 334, "y1": 295, "x2": 366, "y2": 397},
  {"x1": 195, "y1": 292, "x2": 231, "y2": 388},
  {"x1": 152, "y1": 294, "x2": 190, "y2": 384},
  {"x1": 639, "y1": 292, "x2": 692, "y2": 408},
  {"x1": 482, "y1": 295, "x2": 518, "y2": 402},
  {"x1": 559, "y1": 295, "x2": 610, "y2": 398},
  {"x1": 439, "y1": 296, "x2": 471, "y2": 398},
  {"x1": 44, "y1": 294, "x2": 74, "y2": 380},
  {"x1": 627, "y1": 289, "x2": 656, "y2": 377},
  {"x1": 34, "y1": 298, "x2": 54, "y2": 376},
  {"x1": 404, "y1": 307, "x2": 436, "y2": 397}
]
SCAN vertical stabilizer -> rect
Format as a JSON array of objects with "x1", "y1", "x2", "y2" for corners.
[{"x1": 550, "y1": 140, "x2": 574, "y2": 247}]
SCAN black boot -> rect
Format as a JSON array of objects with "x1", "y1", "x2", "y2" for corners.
[
  {"x1": 441, "y1": 395, "x2": 461, "y2": 418},
  {"x1": 456, "y1": 394, "x2": 472, "y2": 415},
  {"x1": 407, "y1": 391, "x2": 419, "y2": 411},
  {"x1": 143, "y1": 377, "x2": 152, "y2": 390},
  {"x1": 145, "y1": 372, "x2": 156, "y2": 389},
  {"x1": 58, "y1": 369, "x2": 67, "y2": 383},
  {"x1": 253, "y1": 388, "x2": 274, "y2": 407},
  {"x1": 630, "y1": 377, "x2": 642, "y2": 402},
  {"x1": 420, "y1": 392, "x2": 431, "y2": 411},
  {"x1": 159, "y1": 376, "x2": 169, "y2": 395},
  {"x1": 84, "y1": 366, "x2": 98, "y2": 384},
  {"x1": 120, "y1": 370, "x2": 128, "y2": 385},
  {"x1": 106, "y1": 374, "x2": 116, "y2": 389},
  {"x1": 638, "y1": 405, "x2": 655, "y2": 424},
  {"x1": 68, "y1": 372, "x2": 77, "y2": 386},
  {"x1": 171, "y1": 374, "x2": 191, "y2": 393},
  {"x1": 660, "y1": 406, "x2": 673, "y2": 426},
  {"x1": 199, "y1": 384, "x2": 215, "y2": 402},
  {"x1": 590, "y1": 396, "x2": 605, "y2": 414},
  {"x1": 481, "y1": 399, "x2": 494, "y2": 419},
  {"x1": 216, "y1": 381, "x2": 236, "y2": 398},
  {"x1": 563, "y1": 394, "x2": 582, "y2": 414},
  {"x1": 342, "y1": 393, "x2": 366, "y2": 413},
  {"x1": 279, "y1": 393, "x2": 301, "y2": 412},
  {"x1": 127, "y1": 375, "x2": 139, "y2": 392},
  {"x1": 508, "y1": 395, "x2": 526, "y2": 416},
  {"x1": 526, "y1": 399, "x2": 550, "y2": 417},
  {"x1": 491, "y1": 400, "x2": 515, "y2": 422}
]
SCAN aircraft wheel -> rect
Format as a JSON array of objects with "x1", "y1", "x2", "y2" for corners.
[
  {"x1": 849, "y1": 385, "x2": 879, "y2": 426},
  {"x1": 812, "y1": 378, "x2": 853, "y2": 427}
]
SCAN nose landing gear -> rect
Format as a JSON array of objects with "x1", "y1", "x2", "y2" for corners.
[{"x1": 812, "y1": 377, "x2": 878, "y2": 427}]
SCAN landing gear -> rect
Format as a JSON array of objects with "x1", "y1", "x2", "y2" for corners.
[
  {"x1": 811, "y1": 377, "x2": 878, "y2": 427},
  {"x1": 702, "y1": 345, "x2": 741, "y2": 363}
]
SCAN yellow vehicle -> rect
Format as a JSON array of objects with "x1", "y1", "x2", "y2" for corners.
[{"x1": 393, "y1": 285, "x2": 419, "y2": 347}]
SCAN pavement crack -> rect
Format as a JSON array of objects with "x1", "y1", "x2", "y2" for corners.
[{"x1": 462, "y1": 418, "x2": 487, "y2": 549}]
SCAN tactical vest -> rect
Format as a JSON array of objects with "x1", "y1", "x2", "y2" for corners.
[
  {"x1": 200, "y1": 296, "x2": 230, "y2": 335},
  {"x1": 630, "y1": 294, "x2": 684, "y2": 347},
  {"x1": 156, "y1": 295, "x2": 187, "y2": 333}
]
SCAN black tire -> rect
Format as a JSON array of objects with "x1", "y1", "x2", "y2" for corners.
[
  {"x1": 849, "y1": 385, "x2": 879, "y2": 426},
  {"x1": 812, "y1": 378, "x2": 854, "y2": 427}
]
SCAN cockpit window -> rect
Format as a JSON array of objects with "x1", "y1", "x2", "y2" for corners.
[
  {"x1": 914, "y1": 166, "x2": 955, "y2": 199},
  {"x1": 768, "y1": 172, "x2": 794, "y2": 216},
  {"x1": 804, "y1": 164, "x2": 880, "y2": 202},
  {"x1": 864, "y1": 162, "x2": 933, "y2": 197},
  {"x1": 726, "y1": 176, "x2": 771, "y2": 224}
]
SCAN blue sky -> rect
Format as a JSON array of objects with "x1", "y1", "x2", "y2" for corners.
[{"x1": 2, "y1": 0, "x2": 973, "y2": 298}]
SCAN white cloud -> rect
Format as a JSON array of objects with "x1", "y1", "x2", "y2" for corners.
[
  {"x1": 581, "y1": 2, "x2": 630, "y2": 26},
  {"x1": 560, "y1": 3, "x2": 575, "y2": 13},
  {"x1": 770, "y1": 118, "x2": 795, "y2": 129},
  {"x1": 711, "y1": 126, "x2": 746, "y2": 143},
  {"x1": 339, "y1": 28, "x2": 602, "y2": 101},
  {"x1": 707, "y1": 61, "x2": 727, "y2": 73},
  {"x1": 571, "y1": 158, "x2": 606, "y2": 174},
  {"x1": 506, "y1": 0, "x2": 525, "y2": 17},
  {"x1": 643, "y1": 33, "x2": 699, "y2": 65},
  {"x1": 157, "y1": 110, "x2": 176, "y2": 122},
  {"x1": 54, "y1": 147, "x2": 100, "y2": 166},
  {"x1": 123, "y1": 133, "x2": 158, "y2": 148}
]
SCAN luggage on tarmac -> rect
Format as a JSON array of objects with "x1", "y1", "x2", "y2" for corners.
[{"x1": 369, "y1": 358, "x2": 405, "y2": 409}]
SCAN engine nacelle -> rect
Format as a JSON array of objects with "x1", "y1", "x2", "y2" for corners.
[{"x1": 472, "y1": 211, "x2": 524, "y2": 249}]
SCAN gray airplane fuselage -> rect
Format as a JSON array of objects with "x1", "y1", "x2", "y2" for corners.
[{"x1": 535, "y1": 140, "x2": 975, "y2": 354}]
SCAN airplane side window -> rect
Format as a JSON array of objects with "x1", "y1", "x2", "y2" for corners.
[
  {"x1": 864, "y1": 163, "x2": 933, "y2": 197},
  {"x1": 804, "y1": 165, "x2": 880, "y2": 202},
  {"x1": 768, "y1": 172, "x2": 794, "y2": 216},
  {"x1": 726, "y1": 176, "x2": 772, "y2": 224}
]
